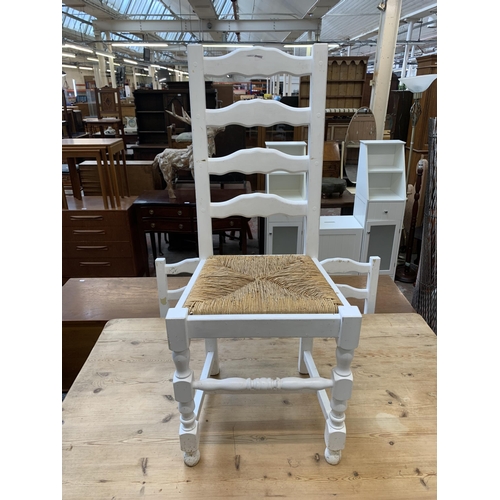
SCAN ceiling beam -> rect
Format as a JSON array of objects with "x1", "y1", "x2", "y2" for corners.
[
  {"x1": 92, "y1": 18, "x2": 321, "y2": 34},
  {"x1": 63, "y1": 0, "x2": 116, "y2": 19},
  {"x1": 186, "y1": 0, "x2": 223, "y2": 41}
]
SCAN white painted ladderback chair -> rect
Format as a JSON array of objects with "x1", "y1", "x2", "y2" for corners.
[
  {"x1": 156, "y1": 43, "x2": 363, "y2": 467},
  {"x1": 320, "y1": 256, "x2": 381, "y2": 314}
]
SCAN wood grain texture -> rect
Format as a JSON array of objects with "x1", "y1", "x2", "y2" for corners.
[
  {"x1": 62, "y1": 314, "x2": 436, "y2": 499},
  {"x1": 62, "y1": 276, "x2": 414, "y2": 391}
]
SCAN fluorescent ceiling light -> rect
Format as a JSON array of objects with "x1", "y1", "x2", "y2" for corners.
[
  {"x1": 111, "y1": 43, "x2": 168, "y2": 47},
  {"x1": 62, "y1": 64, "x2": 77, "y2": 68},
  {"x1": 284, "y1": 44, "x2": 312, "y2": 48},
  {"x1": 203, "y1": 44, "x2": 253, "y2": 48},
  {"x1": 79, "y1": 66, "x2": 94, "y2": 71},
  {"x1": 123, "y1": 59, "x2": 138, "y2": 65},
  {"x1": 87, "y1": 57, "x2": 99, "y2": 62},
  {"x1": 134, "y1": 73, "x2": 150, "y2": 77},
  {"x1": 63, "y1": 44, "x2": 93, "y2": 54},
  {"x1": 328, "y1": 44, "x2": 340, "y2": 49},
  {"x1": 95, "y1": 51, "x2": 115, "y2": 58},
  {"x1": 62, "y1": 52, "x2": 76, "y2": 58}
]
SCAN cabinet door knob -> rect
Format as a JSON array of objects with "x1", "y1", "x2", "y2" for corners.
[
  {"x1": 150, "y1": 223, "x2": 156, "y2": 228},
  {"x1": 149, "y1": 209, "x2": 154, "y2": 215},
  {"x1": 177, "y1": 210, "x2": 183, "y2": 215},
  {"x1": 229, "y1": 220, "x2": 234, "y2": 227},
  {"x1": 178, "y1": 223, "x2": 184, "y2": 229}
]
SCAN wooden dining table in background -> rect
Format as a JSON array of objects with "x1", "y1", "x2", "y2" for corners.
[{"x1": 62, "y1": 313, "x2": 436, "y2": 499}]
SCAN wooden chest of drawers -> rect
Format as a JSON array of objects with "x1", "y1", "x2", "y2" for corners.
[{"x1": 63, "y1": 196, "x2": 145, "y2": 278}]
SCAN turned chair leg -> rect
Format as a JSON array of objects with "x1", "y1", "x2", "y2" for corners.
[
  {"x1": 324, "y1": 344, "x2": 354, "y2": 464},
  {"x1": 172, "y1": 348, "x2": 201, "y2": 466},
  {"x1": 298, "y1": 338, "x2": 313, "y2": 375}
]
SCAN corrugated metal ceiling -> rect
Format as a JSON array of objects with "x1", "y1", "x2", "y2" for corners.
[{"x1": 62, "y1": 0, "x2": 437, "y2": 73}]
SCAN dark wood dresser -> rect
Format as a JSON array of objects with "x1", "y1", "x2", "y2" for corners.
[{"x1": 63, "y1": 196, "x2": 145, "y2": 279}]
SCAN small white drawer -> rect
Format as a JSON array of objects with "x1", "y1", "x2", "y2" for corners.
[{"x1": 367, "y1": 201, "x2": 404, "y2": 221}]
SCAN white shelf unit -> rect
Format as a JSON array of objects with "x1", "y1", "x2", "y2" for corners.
[
  {"x1": 355, "y1": 140, "x2": 406, "y2": 205},
  {"x1": 265, "y1": 141, "x2": 307, "y2": 254},
  {"x1": 267, "y1": 171, "x2": 306, "y2": 201},
  {"x1": 354, "y1": 140, "x2": 406, "y2": 278}
]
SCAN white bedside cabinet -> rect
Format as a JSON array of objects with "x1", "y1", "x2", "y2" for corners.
[
  {"x1": 318, "y1": 216, "x2": 363, "y2": 261},
  {"x1": 265, "y1": 141, "x2": 307, "y2": 254},
  {"x1": 354, "y1": 140, "x2": 406, "y2": 279}
]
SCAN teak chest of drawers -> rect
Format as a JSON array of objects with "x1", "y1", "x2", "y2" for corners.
[{"x1": 63, "y1": 196, "x2": 145, "y2": 279}]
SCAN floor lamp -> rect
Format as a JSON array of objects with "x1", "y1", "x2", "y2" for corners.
[
  {"x1": 395, "y1": 74, "x2": 437, "y2": 283},
  {"x1": 398, "y1": 74, "x2": 437, "y2": 190}
]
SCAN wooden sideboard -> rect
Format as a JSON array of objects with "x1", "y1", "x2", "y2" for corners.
[
  {"x1": 62, "y1": 196, "x2": 145, "y2": 279},
  {"x1": 133, "y1": 183, "x2": 251, "y2": 274}
]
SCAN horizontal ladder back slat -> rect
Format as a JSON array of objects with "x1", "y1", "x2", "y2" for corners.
[
  {"x1": 207, "y1": 148, "x2": 309, "y2": 176},
  {"x1": 206, "y1": 100, "x2": 310, "y2": 128},
  {"x1": 320, "y1": 258, "x2": 372, "y2": 274},
  {"x1": 210, "y1": 193, "x2": 307, "y2": 219},
  {"x1": 202, "y1": 47, "x2": 314, "y2": 77}
]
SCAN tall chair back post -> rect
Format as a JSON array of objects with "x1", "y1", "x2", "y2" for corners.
[
  {"x1": 187, "y1": 47, "x2": 212, "y2": 258},
  {"x1": 304, "y1": 52, "x2": 328, "y2": 258}
]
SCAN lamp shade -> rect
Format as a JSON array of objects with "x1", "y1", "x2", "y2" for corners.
[{"x1": 399, "y1": 74, "x2": 437, "y2": 93}]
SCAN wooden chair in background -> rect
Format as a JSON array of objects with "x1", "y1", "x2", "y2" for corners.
[
  {"x1": 84, "y1": 87, "x2": 125, "y2": 138},
  {"x1": 155, "y1": 44, "x2": 366, "y2": 468}
]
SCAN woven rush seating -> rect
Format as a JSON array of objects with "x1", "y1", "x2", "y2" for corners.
[{"x1": 184, "y1": 255, "x2": 342, "y2": 315}]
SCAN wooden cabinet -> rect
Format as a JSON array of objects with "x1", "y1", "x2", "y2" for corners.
[
  {"x1": 298, "y1": 56, "x2": 370, "y2": 147},
  {"x1": 62, "y1": 197, "x2": 145, "y2": 278},
  {"x1": 389, "y1": 90, "x2": 413, "y2": 141}
]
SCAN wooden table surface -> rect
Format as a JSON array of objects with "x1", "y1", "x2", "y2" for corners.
[
  {"x1": 62, "y1": 275, "x2": 414, "y2": 321},
  {"x1": 62, "y1": 314, "x2": 436, "y2": 499},
  {"x1": 62, "y1": 276, "x2": 415, "y2": 391}
]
